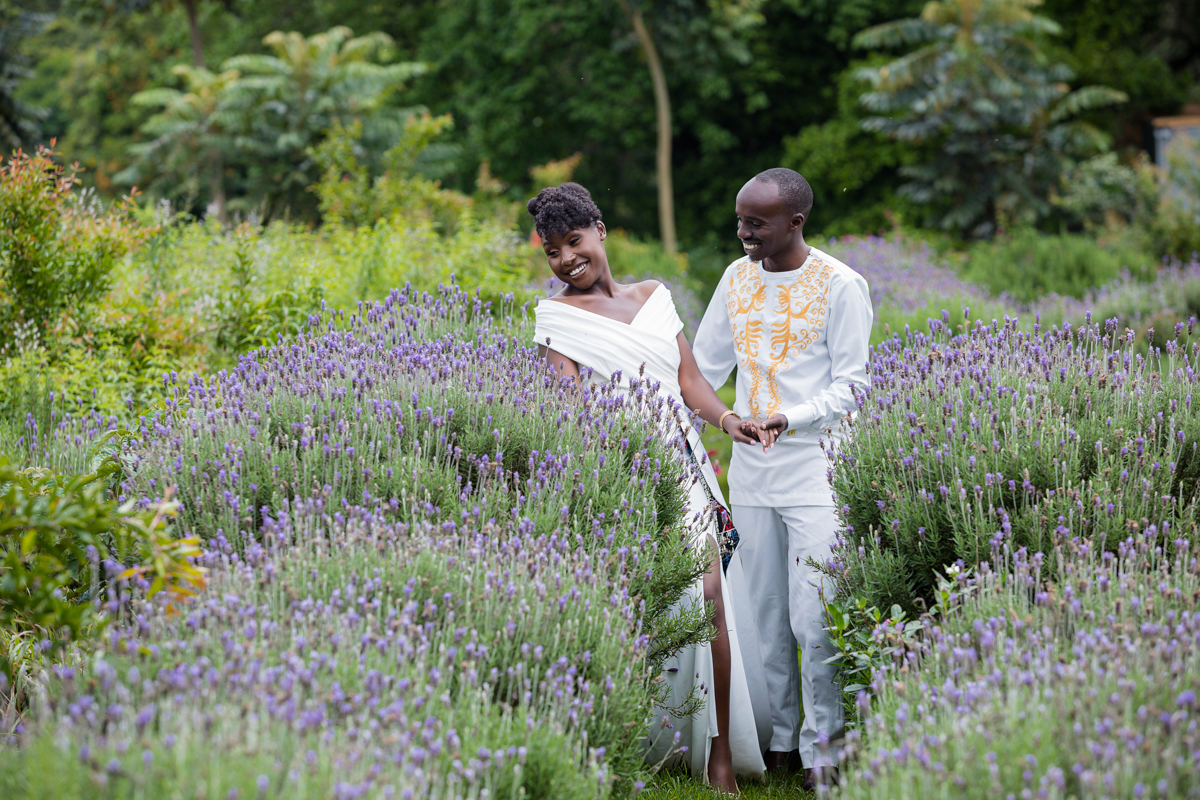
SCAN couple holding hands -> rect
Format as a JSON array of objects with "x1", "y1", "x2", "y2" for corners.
[{"x1": 531, "y1": 168, "x2": 873, "y2": 793}]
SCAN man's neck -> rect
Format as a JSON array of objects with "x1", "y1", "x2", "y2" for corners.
[{"x1": 761, "y1": 241, "x2": 812, "y2": 273}]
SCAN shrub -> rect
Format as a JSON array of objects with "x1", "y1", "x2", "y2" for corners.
[
  {"x1": 0, "y1": 285, "x2": 711, "y2": 798},
  {"x1": 960, "y1": 228, "x2": 1155, "y2": 302},
  {"x1": 0, "y1": 145, "x2": 146, "y2": 352},
  {"x1": 1052, "y1": 152, "x2": 1157, "y2": 230},
  {"x1": 823, "y1": 235, "x2": 1006, "y2": 344},
  {"x1": 1032, "y1": 255, "x2": 1200, "y2": 353},
  {"x1": 836, "y1": 532, "x2": 1200, "y2": 799},
  {"x1": 822, "y1": 313, "x2": 1200, "y2": 616},
  {"x1": 310, "y1": 115, "x2": 467, "y2": 231},
  {"x1": 821, "y1": 595, "x2": 922, "y2": 725},
  {"x1": 0, "y1": 458, "x2": 204, "y2": 688}
]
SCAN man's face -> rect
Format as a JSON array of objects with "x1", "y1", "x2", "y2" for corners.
[{"x1": 734, "y1": 179, "x2": 803, "y2": 263}]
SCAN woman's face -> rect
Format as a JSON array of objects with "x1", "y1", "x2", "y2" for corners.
[{"x1": 542, "y1": 222, "x2": 608, "y2": 290}]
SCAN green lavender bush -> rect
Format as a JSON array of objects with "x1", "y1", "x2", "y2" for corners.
[
  {"x1": 823, "y1": 313, "x2": 1200, "y2": 616},
  {"x1": 836, "y1": 529, "x2": 1200, "y2": 799},
  {"x1": 1, "y1": 286, "x2": 709, "y2": 799}
]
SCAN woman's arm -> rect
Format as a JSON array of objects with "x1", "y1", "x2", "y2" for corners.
[
  {"x1": 538, "y1": 344, "x2": 581, "y2": 386},
  {"x1": 675, "y1": 332, "x2": 758, "y2": 445}
]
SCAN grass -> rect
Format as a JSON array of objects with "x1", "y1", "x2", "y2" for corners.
[{"x1": 642, "y1": 769, "x2": 813, "y2": 799}]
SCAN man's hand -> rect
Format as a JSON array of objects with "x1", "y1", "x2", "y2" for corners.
[{"x1": 753, "y1": 413, "x2": 788, "y2": 452}]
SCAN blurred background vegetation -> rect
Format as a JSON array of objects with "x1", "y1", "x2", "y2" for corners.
[
  {"x1": 2, "y1": 0, "x2": 1195, "y2": 252},
  {"x1": 0, "y1": 0, "x2": 1199, "y2": 435}
]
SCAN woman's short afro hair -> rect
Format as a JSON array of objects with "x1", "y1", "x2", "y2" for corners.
[{"x1": 527, "y1": 182, "x2": 602, "y2": 240}]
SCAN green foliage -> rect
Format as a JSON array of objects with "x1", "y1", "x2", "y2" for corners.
[
  {"x1": 1053, "y1": 152, "x2": 1158, "y2": 230},
  {"x1": 1041, "y1": 0, "x2": 1190, "y2": 137},
  {"x1": 605, "y1": 230, "x2": 689, "y2": 284},
  {"x1": 781, "y1": 58, "x2": 924, "y2": 236},
  {"x1": 310, "y1": 114, "x2": 466, "y2": 229},
  {"x1": 853, "y1": 0, "x2": 1128, "y2": 236},
  {"x1": 410, "y1": 0, "x2": 841, "y2": 244},
  {"x1": 0, "y1": 460, "x2": 126, "y2": 643},
  {"x1": 211, "y1": 222, "x2": 325, "y2": 353},
  {"x1": 961, "y1": 228, "x2": 1155, "y2": 301},
  {"x1": 0, "y1": 456, "x2": 205, "y2": 685},
  {"x1": 0, "y1": 144, "x2": 146, "y2": 350},
  {"x1": 124, "y1": 25, "x2": 428, "y2": 221},
  {"x1": 0, "y1": 2, "x2": 45, "y2": 150},
  {"x1": 821, "y1": 595, "x2": 923, "y2": 723},
  {"x1": 822, "y1": 315, "x2": 1200, "y2": 616},
  {"x1": 120, "y1": 62, "x2": 239, "y2": 219},
  {"x1": 14, "y1": 0, "x2": 1200, "y2": 255}
]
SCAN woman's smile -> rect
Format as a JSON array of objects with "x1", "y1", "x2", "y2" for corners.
[{"x1": 565, "y1": 260, "x2": 588, "y2": 278}]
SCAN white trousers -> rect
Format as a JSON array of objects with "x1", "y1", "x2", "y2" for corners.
[{"x1": 731, "y1": 504, "x2": 845, "y2": 768}]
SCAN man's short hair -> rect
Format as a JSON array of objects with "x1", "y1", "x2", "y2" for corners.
[{"x1": 754, "y1": 168, "x2": 813, "y2": 219}]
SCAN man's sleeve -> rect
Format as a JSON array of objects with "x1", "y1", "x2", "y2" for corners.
[
  {"x1": 778, "y1": 272, "x2": 873, "y2": 433},
  {"x1": 692, "y1": 269, "x2": 738, "y2": 392}
]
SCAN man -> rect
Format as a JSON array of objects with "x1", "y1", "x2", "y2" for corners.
[{"x1": 692, "y1": 167, "x2": 872, "y2": 787}]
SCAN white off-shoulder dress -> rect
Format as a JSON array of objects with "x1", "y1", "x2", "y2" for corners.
[{"x1": 534, "y1": 283, "x2": 769, "y2": 780}]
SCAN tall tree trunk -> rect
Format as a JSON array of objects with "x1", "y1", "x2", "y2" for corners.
[
  {"x1": 182, "y1": 0, "x2": 205, "y2": 68},
  {"x1": 182, "y1": 0, "x2": 226, "y2": 223},
  {"x1": 618, "y1": 0, "x2": 676, "y2": 254}
]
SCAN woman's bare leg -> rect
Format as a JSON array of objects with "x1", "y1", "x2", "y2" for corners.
[{"x1": 704, "y1": 549, "x2": 739, "y2": 794}]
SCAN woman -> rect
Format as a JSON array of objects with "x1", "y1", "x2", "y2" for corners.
[{"x1": 529, "y1": 183, "x2": 769, "y2": 793}]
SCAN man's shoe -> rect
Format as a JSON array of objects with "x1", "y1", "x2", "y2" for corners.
[
  {"x1": 802, "y1": 766, "x2": 839, "y2": 790},
  {"x1": 764, "y1": 750, "x2": 802, "y2": 774}
]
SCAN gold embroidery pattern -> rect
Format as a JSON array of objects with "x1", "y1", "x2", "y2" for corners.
[
  {"x1": 725, "y1": 260, "x2": 768, "y2": 416},
  {"x1": 725, "y1": 256, "x2": 834, "y2": 418}
]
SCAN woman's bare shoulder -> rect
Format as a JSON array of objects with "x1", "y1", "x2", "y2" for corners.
[
  {"x1": 542, "y1": 290, "x2": 582, "y2": 309},
  {"x1": 629, "y1": 279, "x2": 664, "y2": 301}
]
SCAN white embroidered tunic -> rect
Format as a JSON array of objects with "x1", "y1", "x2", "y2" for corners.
[{"x1": 693, "y1": 248, "x2": 873, "y2": 507}]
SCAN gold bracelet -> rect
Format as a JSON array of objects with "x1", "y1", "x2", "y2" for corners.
[{"x1": 718, "y1": 409, "x2": 739, "y2": 434}]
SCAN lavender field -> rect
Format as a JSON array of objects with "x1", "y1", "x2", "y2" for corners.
[
  {"x1": 4, "y1": 242, "x2": 1200, "y2": 800},
  {"x1": 0, "y1": 287, "x2": 713, "y2": 799},
  {"x1": 821, "y1": 312, "x2": 1200, "y2": 798}
]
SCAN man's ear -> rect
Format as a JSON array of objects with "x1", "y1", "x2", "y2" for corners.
[
  {"x1": 790, "y1": 212, "x2": 806, "y2": 232},
  {"x1": 596, "y1": 221, "x2": 607, "y2": 240}
]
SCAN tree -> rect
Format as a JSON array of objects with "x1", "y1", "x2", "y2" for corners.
[
  {"x1": 411, "y1": 0, "x2": 778, "y2": 248},
  {"x1": 0, "y1": 3, "x2": 46, "y2": 151},
  {"x1": 124, "y1": 26, "x2": 427, "y2": 221},
  {"x1": 66, "y1": 0, "x2": 216, "y2": 67},
  {"x1": 615, "y1": 0, "x2": 677, "y2": 253},
  {"x1": 120, "y1": 64, "x2": 239, "y2": 219},
  {"x1": 613, "y1": 0, "x2": 765, "y2": 254},
  {"x1": 853, "y1": 0, "x2": 1128, "y2": 236},
  {"x1": 218, "y1": 26, "x2": 426, "y2": 220}
]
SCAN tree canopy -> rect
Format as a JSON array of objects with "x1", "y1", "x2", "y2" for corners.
[{"x1": 7, "y1": 0, "x2": 1198, "y2": 250}]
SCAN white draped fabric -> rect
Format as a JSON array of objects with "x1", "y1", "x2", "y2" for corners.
[{"x1": 534, "y1": 284, "x2": 769, "y2": 780}]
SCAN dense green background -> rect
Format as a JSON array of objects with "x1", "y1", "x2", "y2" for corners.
[{"x1": 9, "y1": 1, "x2": 1198, "y2": 258}]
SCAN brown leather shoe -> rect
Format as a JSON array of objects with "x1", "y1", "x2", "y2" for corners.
[{"x1": 764, "y1": 749, "x2": 802, "y2": 774}]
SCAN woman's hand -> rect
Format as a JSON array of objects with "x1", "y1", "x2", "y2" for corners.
[
  {"x1": 721, "y1": 413, "x2": 758, "y2": 444},
  {"x1": 736, "y1": 418, "x2": 762, "y2": 443},
  {"x1": 752, "y1": 413, "x2": 788, "y2": 452}
]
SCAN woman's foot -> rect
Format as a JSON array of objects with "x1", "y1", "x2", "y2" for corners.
[{"x1": 708, "y1": 736, "x2": 740, "y2": 794}]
